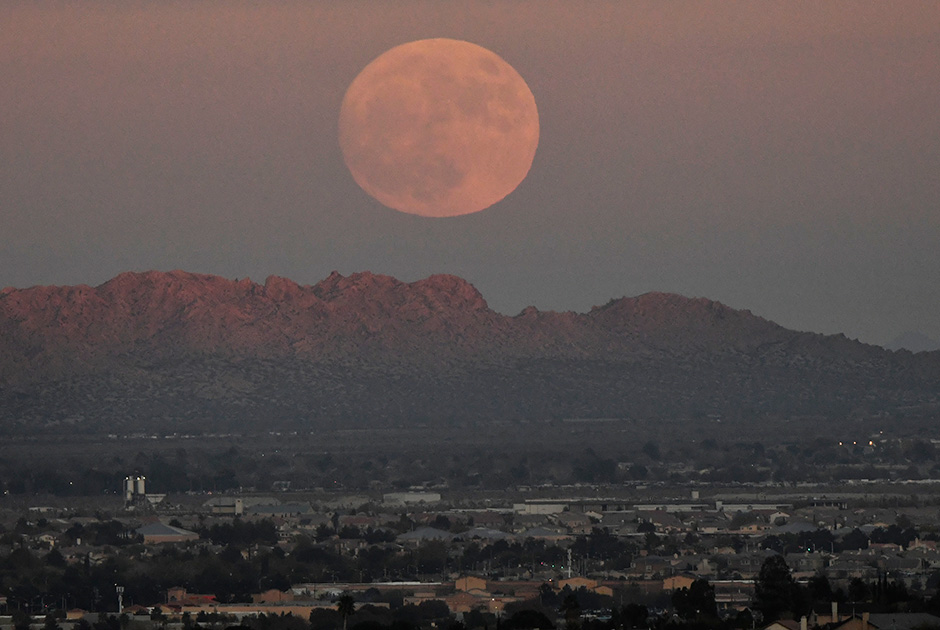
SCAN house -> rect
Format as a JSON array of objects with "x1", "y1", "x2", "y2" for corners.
[
  {"x1": 785, "y1": 552, "x2": 827, "y2": 575},
  {"x1": 662, "y1": 575, "x2": 696, "y2": 592},
  {"x1": 598, "y1": 512, "x2": 639, "y2": 535},
  {"x1": 456, "y1": 576, "x2": 488, "y2": 592},
  {"x1": 245, "y1": 503, "x2": 314, "y2": 518},
  {"x1": 397, "y1": 527, "x2": 453, "y2": 544},
  {"x1": 166, "y1": 587, "x2": 217, "y2": 606},
  {"x1": 467, "y1": 512, "x2": 505, "y2": 528},
  {"x1": 909, "y1": 538, "x2": 938, "y2": 551},
  {"x1": 252, "y1": 589, "x2": 294, "y2": 604},
  {"x1": 557, "y1": 577, "x2": 598, "y2": 591},
  {"x1": 685, "y1": 512, "x2": 729, "y2": 535},
  {"x1": 644, "y1": 510, "x2": 685, "y2": 534},
  {"x1": 510, "y1": 514, "x2": 551, "y2": 533},
  {"x1": 771, "y1": 520, "x2": 818, "y2": 535},
  {"x1": 339, "y1": 514, "x2": 382, "y2": 529},
  {"x1": 553, "y1": 576, "x2": 614, "y2": 596},
  {"x1": 866, "y1": 613, "x2": 940, "y2": 630},
  {"x1": 438, "y1": 591, "x2": 482, "y2": 613},
  {"x1": 137, "y1": 522, "x2": 199, "y2": 544},
  {"x1": 733, "y1": 520, "x2": 770, "y2": 535},
  {"x1": 630, "y1": 556, "x2": 675, "y2": 579},
  {"x1": 724, "y1": 552, "x2": 774, "y2": 578},
  {"x1": 438, "y1": 591, "x2": 519, "y2": 614},
  {"x1": 456, "y1": 527, "x2": 511, "y2": 543},
  {"x1": 37, "y1": 533, "x2": 59, "y2": 548},
  {"x1": 513, "y1": 500, "x2": 568, "y2": 515},
  {"x1": 555, "y1": 512, "x2": 592, "y2": 530},
  {"x1": 204, "y1": 497, "x2": 244, "y2": 516},
  {"x1": 830, "y1": 613, "x2": 940, "y2": 630},
  {"x1": 827, "y1": 555, "x2": 878, "y2": 581},
  {"x1": 763, "y1": 620, "x2": 803, "y2": 630},
  {"x1": 517, "y1": 527, "x2": 571, "y2": 544},
  {"x1": 712, "y1": 580, "x2": 754, "y2": 611}
]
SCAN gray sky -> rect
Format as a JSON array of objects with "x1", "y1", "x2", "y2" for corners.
[{"x1": 2, "y1": 1, "x2": 939, "y2": 346}]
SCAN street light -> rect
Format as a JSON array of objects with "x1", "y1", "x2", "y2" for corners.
[{"x1": 115, "y1": 586, "x2": 124, "y2": 614}]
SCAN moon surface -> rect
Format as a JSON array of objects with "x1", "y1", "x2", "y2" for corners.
[{"x1": 338, "y1": 38, "x2": 540, "y2": 218}]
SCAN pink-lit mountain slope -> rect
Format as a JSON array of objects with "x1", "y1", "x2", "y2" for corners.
[{"x1": 0, "y1": 270, "x2": 937, "y2": 434}]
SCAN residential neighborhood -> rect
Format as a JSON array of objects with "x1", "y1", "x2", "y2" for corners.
[{"x1": 3, "y1": 485, "x2": 940, "y2": 630}]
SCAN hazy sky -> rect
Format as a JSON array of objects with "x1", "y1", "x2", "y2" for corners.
[{"x1": 3, "y1": 2, "x2": 939, "y2": 346}]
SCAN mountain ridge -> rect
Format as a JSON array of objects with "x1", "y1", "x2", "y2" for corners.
[
  {"x1": 1, "y1": 270, "x2": 937, "y2": 435},
  {"x1": 0, "y1": 269, "x2": 820, "y2": 368}
]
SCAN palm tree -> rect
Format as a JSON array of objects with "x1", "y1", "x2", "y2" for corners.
[{"x1": 336, "y1": 593, "x2": 356, "y2": 630}]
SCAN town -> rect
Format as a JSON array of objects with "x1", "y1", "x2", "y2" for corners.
[{"x1": 3, "y1": 468, "x2": 940, "y2": 630}]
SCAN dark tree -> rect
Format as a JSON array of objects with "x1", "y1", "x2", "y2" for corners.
[
  {"x1": 619, "y1": 604, "x2": 648, "y2": 629},
  {"x1": 672, "y1": 579, "x2": 717, "y2": 619},
  {"x1": 309, "y1": 608, "x2": 341, "y2": 630},
  {"x1": 641, "y1": 442, "x2": 661, "y2": 461},
  {"x1": 848, "y1": 578, "x2": 870, "y2": 603},
  {"x1": 755, "y1": 555, "x2": 794, "y2": 621},
  {"x1": 416, "y1": 600, "x2": 451, "y2": 621},
  {"x1": 12, "y1": 611, "x2": 31, "y2": 630},
  {"x1": 506, "y1": 610, "x2": 554, "y2": 630},
  {"x1": 807, "y1": 575, "x2": 834, "y2": 604},
  {"x1": 540, "y1": 583, "x2": 559, "y2": 607},
  {"x1": 560, "y1": 593, "x2": 581, "y2": 630},
  {"x1": 337, "y1": 594, "x2": 356, "y2": 630},
  {"x1": 732, "y1": 609, "x2": 755, "y2": 630},
  {"x1": 841, "y1": 528, "x2": 870, "y2": 551}
]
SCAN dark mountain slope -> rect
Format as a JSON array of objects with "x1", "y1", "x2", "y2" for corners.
[{"x1": 1, "y1": 270, "x2": 937, "y2": 435}]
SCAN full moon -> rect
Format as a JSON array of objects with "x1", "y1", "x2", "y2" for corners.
[{"x1": 338, "y1": 38, "x2": 540, "y2": 218}]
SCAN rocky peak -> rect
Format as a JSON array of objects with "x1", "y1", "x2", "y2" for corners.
[{"x1": 409, "y1": 274, "x2": 489, "y2": 312}]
